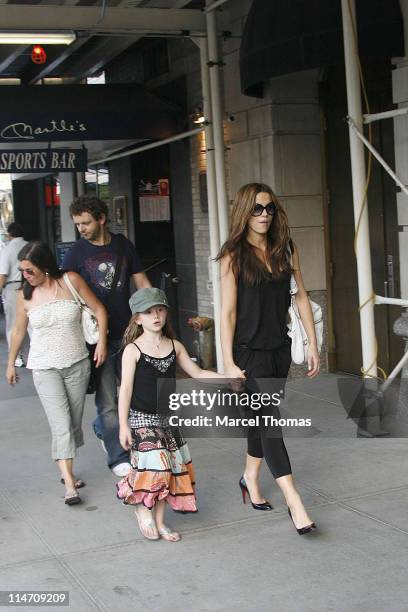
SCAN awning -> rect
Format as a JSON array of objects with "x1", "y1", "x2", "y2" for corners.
[
  {"x1": 0, "y1": 84, "x2": 182, "y2": 143},
  {"x1": 240, "y1": 0, "x2": 404, "y2": 97}
]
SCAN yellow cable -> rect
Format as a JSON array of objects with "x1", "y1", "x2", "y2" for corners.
[
  {"x1": 357, "y1": 291, "x2": 375, "y2": 313},
  {"x1": 377, "y1": 367, "x2": 388, "y2": 380}
]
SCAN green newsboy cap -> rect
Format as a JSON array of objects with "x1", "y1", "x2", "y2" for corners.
[{"x1": 129, "y1": 287, "x2": 169, "y2": 314}]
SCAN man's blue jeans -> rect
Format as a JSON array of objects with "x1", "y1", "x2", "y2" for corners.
[{"x1": 93, "y1": 338, "x2": 129, "y2": 469}]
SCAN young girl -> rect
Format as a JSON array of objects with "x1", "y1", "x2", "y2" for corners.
[{"x1": 117, "y1": 287, "x2": 223, "y2": 542}]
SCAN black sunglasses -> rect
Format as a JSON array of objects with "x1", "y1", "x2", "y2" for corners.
[
  {"x1": 18, "y1": 267, "x2": 36, "y2": 276},
  {"x1": 251, "y1": 201, "x2": 277, "y2": 217}
]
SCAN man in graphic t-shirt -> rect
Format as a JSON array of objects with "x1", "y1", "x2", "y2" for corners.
[{"x1": 62, "y1": 195, "x2": 151, "y2": 476}]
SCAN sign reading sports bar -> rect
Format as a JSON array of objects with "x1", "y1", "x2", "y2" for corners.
[{"x1": 0, "y1": 148, "x2": 88, "y2": 173}]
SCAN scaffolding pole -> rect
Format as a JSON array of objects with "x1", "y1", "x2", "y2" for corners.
[
  {"x1": 199, "y1": 39, "x2": 223, "y2": 371},
  {"x1": 88, "y1": 127, "x2": 204, "y2": 166},
  {"x1": 348, "y1": 116, "x2": 408, "y2": 198},
  {"x1": 205, "y1": 0, "x2": 229, "y2": 12},
  {"x1": 206, "y1": 0, "x2": 229, "y2": 245},
  {"x1": 341, "y1": 0, "x2": 377, "y2": 378}
]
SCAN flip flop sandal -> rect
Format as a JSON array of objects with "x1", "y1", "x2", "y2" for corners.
[
  {"x1": 60, "y1": 478, "x2": 85, "y2": 489},
  {"x1": 64, "y1": 492, "x2": 82, "y2": 506},
  {"x1": 134, "y1": 508, "x2": 159, "y2": 540},
  {"x1": 157, "y1": 526, "x2": 181, "y2": 542}
]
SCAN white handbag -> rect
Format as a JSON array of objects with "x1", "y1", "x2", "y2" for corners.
[
  {"x1": 63, "y1": 273, "x2": 99, "y2": 345},
  {"x1": 287, "y1": 274, "x2": 323, "y2": 365}
]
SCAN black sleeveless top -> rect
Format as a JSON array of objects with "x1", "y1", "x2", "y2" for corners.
[
  {"x1": 233, "y1": 269, "x2": 291, "y2": 351},
  {"x1": 130, "y1": 340, "x2": 176, "y2": 415}
]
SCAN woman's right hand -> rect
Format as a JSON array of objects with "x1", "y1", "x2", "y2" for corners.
[
  {"x1": 224, "y1": 363, "x2": 246, "y2": 379},
  {"x1": 224, "y1": 363, "x2": 246, "y2": 392},
  {"x1": 6, "y1": 365, "x2": 18, "y2": 386},
  {"x1": 119, "y1": 425, "x2": 133, "y2": 451},
  {"x1": 94, "y1": 339, "x2": 107, "y2": 368}
]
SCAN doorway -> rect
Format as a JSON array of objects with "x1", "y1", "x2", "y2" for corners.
[
  {"x1": 323, "y1": 60, "x2": 402, "y2": 375},
  {"x1": 131, "y1": 139, "x2": 198, "y2": 352}
]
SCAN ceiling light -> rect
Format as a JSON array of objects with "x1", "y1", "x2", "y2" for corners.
[
  {"x1": 193, "y1": 114, "x2": 206, "y2": 125},
  {"x1": 0, "y1": 32, "x2": 76, "y2": 45},
  {"x1": 192, "y1": 108, "x2": 206, "y2": 124}
]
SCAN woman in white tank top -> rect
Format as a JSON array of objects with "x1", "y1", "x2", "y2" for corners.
[{"x1": 6, "y1": 241, "x2": 108, "y2": 506}]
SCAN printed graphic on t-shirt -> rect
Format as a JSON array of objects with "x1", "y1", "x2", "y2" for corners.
[{"x1": 84, "y1": 252, "x2": 125, "y2": 292}]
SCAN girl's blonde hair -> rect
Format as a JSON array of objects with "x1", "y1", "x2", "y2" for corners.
[{"x1": 122, "y1": 311, "x2": 176, "y2": 348}]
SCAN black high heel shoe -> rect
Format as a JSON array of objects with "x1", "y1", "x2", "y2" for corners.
[
  {"x1": 239, "y1": 476, "x2": 273, "y2": 511},
  {"x1": 287, "y1": 507, "x2": 316, "y2": 535}
]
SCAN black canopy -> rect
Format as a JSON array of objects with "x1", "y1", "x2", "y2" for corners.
[
  {"x1": 240, "y1": 0, "x2": 404, "y2": 97},
  {"x1": 0, "y1": 84, "x2": 182, "y2": 143}
]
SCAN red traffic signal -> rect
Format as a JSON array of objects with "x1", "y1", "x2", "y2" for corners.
[{"x1": 31, "y1": 46, "x2": 47, "y2": 64}]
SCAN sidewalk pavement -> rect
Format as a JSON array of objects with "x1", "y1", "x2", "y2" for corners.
[{"x1": 1, "y1": 318, "x2": 408, "y2": 612}]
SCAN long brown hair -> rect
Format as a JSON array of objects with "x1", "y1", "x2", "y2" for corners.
[
  {"x1": 122, "y1": 311, "x2": 176, "y2": 348},
  {"x1": 217, "y1": 183, "x2": 292, "y2": 284},
  {"x1": 18, "y1": 241, "x2": 63, "y2": 300}
]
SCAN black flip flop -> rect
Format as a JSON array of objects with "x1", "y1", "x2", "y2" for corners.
[
  {"x1": 64, "y1": 493, "x2": 82, "y2": 506},
  {"x1": 60, "y1": 478, "x2": 85, "y2": 489}
]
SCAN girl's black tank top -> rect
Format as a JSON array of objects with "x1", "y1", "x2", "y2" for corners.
[
  {"x1": 233, "y1": 268, "x2": 291, "y2": 351},
  {"x1": 130, "y1": 340, "x2": 176, "y2": 414}
]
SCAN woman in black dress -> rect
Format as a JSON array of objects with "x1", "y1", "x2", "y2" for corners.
[{"x1": 219, "y1": 183, "x2": 319, "y2": 534}]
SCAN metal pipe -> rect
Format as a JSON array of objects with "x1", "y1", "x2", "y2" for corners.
[
  {"x1": 89, "y1": 127, "x2": 204, "y2": 166},
  {"x1": 205, "y1": 0, "x2": 229, "y2": 12},
  {"x1": 341, "y1": 0, "x2": 377, "y2": 377},
  {"x1": 84, "y1": 29, "x2": 208, "y2": 37},
  {"x1": 381, "y1": 348, "x2": 408, "y2": 392},
  {"x1": 199, "y1": 38, "x2": 223, "y2": 370},
  {"x1": 144, "y1": 257, "x2": 168, "y2": 273},
  {"x1": 206, "y1": 0, "x2": 229, "y2": 244},
  {"x1": 375, "y1": 294, "x2": 408, "y2": 307},
  {"x1": 363, "y1": 107, "x2": 408, "y2": 123},
  {"x1": 348, "y1": 116, "x2": 408, "y2": 198}
]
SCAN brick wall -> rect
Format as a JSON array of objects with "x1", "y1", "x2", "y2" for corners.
[{"x1": 190, "y1": 131, "x2": 213, "y2": 317}]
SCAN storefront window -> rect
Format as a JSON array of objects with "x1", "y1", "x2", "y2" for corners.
[
  {"x1": 44, "y1": 176, "x2": 61, "y2": 244},
  {"x1": 85, "y1": 166, "x2": 110, "y2": 201},
  {"x1": 0, "y1": 174, "x2": 13, "y2": 246}
]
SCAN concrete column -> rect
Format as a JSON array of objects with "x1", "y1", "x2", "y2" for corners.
[
  {"x1": 76, "y1": 172, "x2": 85, "y2": 197},
  {"x1": 58, "y1": 173, "x2": 76, "y2": 241},
  {"x1": 392, "y1": 1, "x2": 408, "y2": 419},
  {"x1": 393, "y1": 313, "x2": 408, "y2": 420},
  {"x1": 394, "y1": 1, "x2": 408, "y2": 298}
]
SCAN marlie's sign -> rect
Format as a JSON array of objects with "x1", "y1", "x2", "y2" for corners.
[
  {"x1": 0, "y1": 119, "x2": 87, "y2": 141},
  {"x1": 0, "y1": 148, "x2": 88, "y2": 173}
]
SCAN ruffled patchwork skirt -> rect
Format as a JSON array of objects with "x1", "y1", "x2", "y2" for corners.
[{"x1": 116, "y1": 412, "x2": 197, "y2": 513}]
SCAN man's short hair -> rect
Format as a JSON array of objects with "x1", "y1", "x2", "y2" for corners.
[
  {"x1": 69, "y1": 195, "x2": 109, "y2": 221},
  {"x1": 7, "y1": 222, "x2": 24, "y2": 238}
]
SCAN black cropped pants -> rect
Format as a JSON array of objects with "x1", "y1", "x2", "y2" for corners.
[{"x1": 233, "y1": 343, "x2": 292, "y2": 480}]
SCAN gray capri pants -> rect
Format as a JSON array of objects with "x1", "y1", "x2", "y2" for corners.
[{"x1": 32, "y1": 357, "x2": 90, "y2": 460}]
